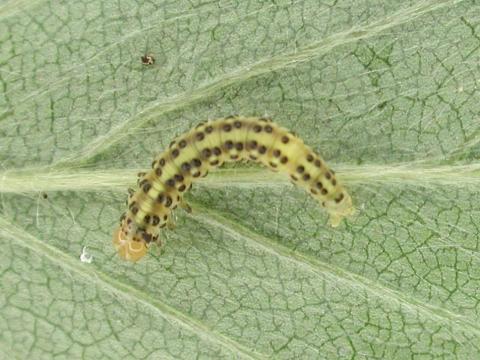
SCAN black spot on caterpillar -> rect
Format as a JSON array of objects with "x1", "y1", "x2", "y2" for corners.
[{"x1": 113, "y1": 116, "x2": 355, "y2": 261}]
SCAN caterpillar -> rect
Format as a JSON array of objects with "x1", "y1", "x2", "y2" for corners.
[{"x1": 113, "y1": 116, "x2": 355, "y2": 261}]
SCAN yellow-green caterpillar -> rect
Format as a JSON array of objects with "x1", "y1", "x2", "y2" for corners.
[{"x1": 113, "y1": 116, "x2": 355, "y2": 261}]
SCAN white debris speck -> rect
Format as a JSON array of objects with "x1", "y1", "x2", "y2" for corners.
[{"x1": 80, "y1": 247, "x2": 93, "y2": 263}]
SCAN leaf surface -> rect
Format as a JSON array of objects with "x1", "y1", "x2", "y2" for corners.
[{"x1": 1, "y1": 0, "x2": 480, "y2": 358}]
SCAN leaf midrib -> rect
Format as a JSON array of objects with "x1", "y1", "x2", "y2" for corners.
[{"x1": 1, "y1": 163, "x2": 480, "y2": 194}]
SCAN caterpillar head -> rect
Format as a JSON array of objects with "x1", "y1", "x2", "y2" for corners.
[
  {"x1": 113, "y1": 215, "x2": 149, "y2": 262},
  {"x1": 324, "y1": 191, "x2": 355, "y2": 227}
]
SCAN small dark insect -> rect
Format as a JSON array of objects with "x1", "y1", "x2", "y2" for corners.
[
  {"x1": 41, "y1": 192, "x2": 48, "y2": 199},
  {"x1": 141, "y1": 54, "x2": 155, "y2": 65}
]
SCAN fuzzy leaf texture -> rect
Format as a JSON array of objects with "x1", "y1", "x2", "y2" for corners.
[{"x1": 1, "y1": 0, "x2": 480, "y2": 359}]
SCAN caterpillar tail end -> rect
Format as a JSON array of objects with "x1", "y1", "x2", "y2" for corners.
[
  {"x1": 112, "y1": 226, "x2": 149, "y2": 262},
  {"x1": 326, "y1": 192, "x2": 356, "y2": 228}
]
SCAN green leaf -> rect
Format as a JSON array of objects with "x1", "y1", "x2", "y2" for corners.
[{"x1": 1, "y1": 0, "x2": 480, "y2": 358}]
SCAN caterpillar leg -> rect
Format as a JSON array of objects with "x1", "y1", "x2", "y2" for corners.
[
  {"x1": 327, "y1": 203, "x2": 356, "y2": 227},
  {"x1": 151, "y1": 237, "x2": 167, "y2": 256},
  {"x1": 167, "y1": 214, "x2": 176, "y2": 230},
  {"x1": 179, "y1": 198, "x2": 192, "y2": 213},
  {"x1": 324, "y1": 191, "x2": 356, "y2": 227},
  {"x1": 328, "y1": 214, "x2": 343, "y2": 228}
]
